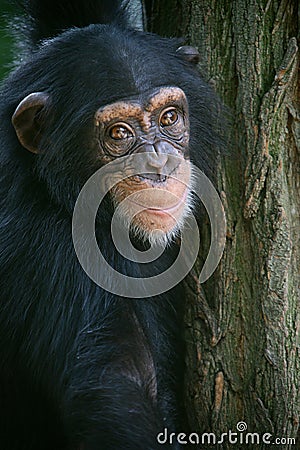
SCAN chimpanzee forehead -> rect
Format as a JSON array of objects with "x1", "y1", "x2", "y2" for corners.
[
  {"x1": 144, "y1": 87, "x2": 187, "y2": 112},
  {"x1": 95, "y1": 86, "x2": 187, "y2": 127}
]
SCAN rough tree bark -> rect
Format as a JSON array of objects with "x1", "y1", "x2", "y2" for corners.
[{"x1": 146, "y1": 1, "x2": 299, "y2": 448}]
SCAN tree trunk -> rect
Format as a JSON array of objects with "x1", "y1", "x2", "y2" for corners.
[{"x1": 146, "y1": 1, "x2": 299, "y2": 448}]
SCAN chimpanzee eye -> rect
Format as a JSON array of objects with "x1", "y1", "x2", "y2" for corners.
[
  {"x1": 105, "y1": 122, "x2": 136, "y2": 156},
  {"x1": 159, "y1": 107, "x2": 185, "y2": 140},
  {"x1": 160, "y1": 108, "x2": 178, "y2": 127},
  {"x1": 109, "y1": 124, "x2": 133, "y2": 140}
]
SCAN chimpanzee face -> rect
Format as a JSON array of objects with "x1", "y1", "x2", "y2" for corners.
[{"x1": 12, "y1": 86, "x2": 193, "y2": 246}]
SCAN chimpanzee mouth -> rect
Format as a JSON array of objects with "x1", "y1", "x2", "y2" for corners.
[
  {"x1": 128, "y1": 187, "x2": 188, "y2": 216},
  {"x1": 138, "y1": 173, "x2": 168, "y2": 183}
]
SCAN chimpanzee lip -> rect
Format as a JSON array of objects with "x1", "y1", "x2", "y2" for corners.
[
  {"x1": 128, "y1": 188, "x2": 188, "y2": 216},
  {"x1": 138, "y1": 173, "x2": 168, "y2": 183}
]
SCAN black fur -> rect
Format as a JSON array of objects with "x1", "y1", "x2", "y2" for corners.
[
  {"x1": 0, "y1": 1, "x2": 222, "y2": 449},
  {"x1": 14, "y1": 0, "x2": 146, "y2": 45}
]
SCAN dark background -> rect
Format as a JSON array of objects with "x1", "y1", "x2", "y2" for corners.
[{"x1": 0, "y1": 1, "x2": 14, "y2": 79}]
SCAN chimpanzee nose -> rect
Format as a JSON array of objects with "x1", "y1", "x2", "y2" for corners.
[{"x1": 143, "y1": 141, "x2": 180, "y2": 176}]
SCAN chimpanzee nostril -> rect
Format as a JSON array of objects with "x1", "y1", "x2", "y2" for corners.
[
  {"x1": 144, "y1": 140, "x2": 180, "y2": 176},
  {"x1": 146, "y1": 152, "x2": 168, "y2": 172}
]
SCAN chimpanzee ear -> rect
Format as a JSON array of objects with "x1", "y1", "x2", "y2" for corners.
[
  {"x1": 176, "y1": 45, "x2": 200, "y2": 65},
  {"x1": 12, "y1": 92, "x2": 50, "y2": 153}
]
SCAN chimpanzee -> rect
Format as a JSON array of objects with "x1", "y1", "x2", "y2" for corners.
[{"x1": 0, "y1": 1, "x2": 222, "y2": 449}]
